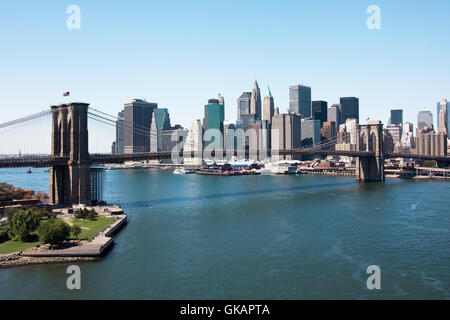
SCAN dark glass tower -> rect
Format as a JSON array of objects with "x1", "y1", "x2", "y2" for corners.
[
  {"x1": 123, "y1": 99, "x2": 157, "y2": 153},
  {"x1": 204, "y1": 98, "x2": 225, "y2": 147},
  {"x1": 289, "y1": 85, "x2": 311, "y2": 117},
  {"x1": 312, "y1": 100, "x2": 328, "y2": 125},
  {"x1": 390, "y1": 109, "x2": 403, "y2": 126},
  {"x1": 339, "y1": 97, "x2": 359, "y2": 123}
]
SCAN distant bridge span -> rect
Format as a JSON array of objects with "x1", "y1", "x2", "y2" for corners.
[
  {"x1": 0, "y1": 150, "x2": 375, "y2": 168},
  {"x1": 2, "y1": 151, "x2": 450, "y2": 169}
]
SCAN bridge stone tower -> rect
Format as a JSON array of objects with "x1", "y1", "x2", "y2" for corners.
[
  {"x1": 49, "y1": 103, "x2": 90, "y2": 205},
  {"x1": 355, "y1": 121, "x2": 385, "y2": 182}
]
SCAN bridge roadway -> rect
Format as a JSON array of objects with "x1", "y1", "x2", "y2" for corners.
[{"x1": 1, "y1": 150, "x2": 449, "y2": 168}]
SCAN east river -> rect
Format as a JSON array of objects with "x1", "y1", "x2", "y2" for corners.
[{"x1": 0, "y1": 167, "x2": 449, "y2": 299}]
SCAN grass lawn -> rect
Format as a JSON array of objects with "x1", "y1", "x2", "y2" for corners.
[
  {"x1": 68, "y1": 216, "x2": 116, "y2": 240},
  {"x1": 0, "y1": 239, "x2": 40, "y2": 254},
  {"x1": 0, "y1": 216, "x2": 116, "y2": 254}
]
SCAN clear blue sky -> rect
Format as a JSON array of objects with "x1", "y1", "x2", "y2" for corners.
[{"x1": 1, "y1": 0, "x2": 449, "y2": 131}]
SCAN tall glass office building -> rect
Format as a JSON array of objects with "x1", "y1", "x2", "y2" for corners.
[
  {"x1": 340, "y1": 97, "x2": 359, "y2": 123},
  {"x1": 312, "y1": 100, "x2": 328, "y2": 124},
  {"x1": 436, "y1": 100, "x2": 450, "y2": 134},
  {"x1": 113, "y1": 110, "x2": 124, "y2": 154},
  {"x1": 204, "y1": 99, "x2": 225, "y2": 147},
  {"x1": 390, "y1": 109, "x2": 403, "y2": 126},
  {"x1": 327, "y1": 104, "x2": 341, "y2": 134},
  {"x1": 123, "y1": 99, "x2": 157, "y2": 153},
  {"x1": 301, "y1": 118, "x2": 321, "y2": 147},
  {"x1": 150, "y1": 108, "x2": 171, "y2": 152},
  {"x1": 289, "y1": 85, "x2": 311, "y2": 117},
  {"x1": 417, "y1": 110, "x2": 433, "y2": 129}
]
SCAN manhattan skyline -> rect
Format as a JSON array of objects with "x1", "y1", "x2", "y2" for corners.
[{"x1": 1, "y1": 0, "x2": 449, "y2": 129}]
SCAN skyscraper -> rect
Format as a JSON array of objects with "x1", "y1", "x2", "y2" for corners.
[
  {"x1": 237, "y1": 92, "x2": 251, "y2": 121},
  {"x1": 112, "y1": 110, "x2": 124, "y2": 154},
  {"x1": 385, "y1": 124, "x2": 402, "y2": 152},
  {"x1": 161, "y1": 126, "x2": 188, "y2": 153},
  {"x1": 261, "y1": 120, "x2": 270, "y2": 152},
  {"x1": 271, "y1": 113, "x2": 301, "y2": 160},
  {"x1": 417, "y1": 110, "x2": 433, "y2": 130},
  {"x1": 416, "y1": 129, "x2": 447, "y2": 157},
  {"x1": 301, "y1": 118, "x2": 321, "y2": 147},
  {"x1": 263, "y1": 86, "x2": 275, "y2": 124},
  {"x1": 123, "y1": 99, "x2": 157, "y2": 153},
  {"x1": 217, "y1": 94, "x2": 225, "y2": 106},
  {"x1": 223, "y1": 121, "x2": 236, "y2": 153},
  {"x1": 289, "y1": 85, "x2": 311, "y2": 117},
  {"x1": 271, "y1": 114, "x2": 286, "y2": 153},
  {"x1": 248, "y1": 120, "x2": 262, "y2": 160},
  {"x1": 437, "y1": 99, "x2": 449, "y2": 135},
  {"x1": 401, "y1": 122, "x2": 414, "y2": 151},
  {"x1": 339, "y1": 97, "x2": 359, "y2": 123},
  {"x1": 204, "y1": 98, "x2": 225, "y2": 147},
  {"x1": 345, "y1": 118, "x2": 358, "y2": 145},
  {"x1": 250, "y1": 81, "x2": 262, "y2": 120},
  {"x1": 150, "y1": 108, "x2": 171, "y2": 152},
  {"x1": 390, "y1": 109, "x2": 403, "y2": 126},
  {"x1": 184, "y1": 120, "x2": 203, "y2": 165},
  {"x1": 312, "y1": 100, "x2": 328, "y2": 125},
  {"x1": 327, "y1": 104, "x2": 341, "y2": 133}
]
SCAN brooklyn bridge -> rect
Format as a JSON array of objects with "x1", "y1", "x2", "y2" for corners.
[{"x1": 0, "y1": 103, "x2": 449, "y2": 205}]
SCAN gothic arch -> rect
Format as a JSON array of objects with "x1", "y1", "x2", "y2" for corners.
[
  {"x1": 360, "y1": 132, "x2": 367, "y2": 151},
  {"x1": 369, "y1": 132, "x2": 377, "y2": 152}
]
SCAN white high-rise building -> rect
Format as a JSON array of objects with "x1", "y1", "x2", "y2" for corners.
[
  {"x1": 385, "y1": 124, "x2": 402, "y2": 152},
  {"x1": 417, "y1": 110, "x2": 433, "y2": 130},
  {"x1": 345, "y1": 118, "x2": 358, "y2": 145},
  {"x1": 438, "y1": 99, "x2": 448, "y2": 135},
  {"x1": 184, "y1": 120, "x2": 203, "y2": 166},
  {"x1": 401, "y1": 122, "x2": 414, "y2": 151}
]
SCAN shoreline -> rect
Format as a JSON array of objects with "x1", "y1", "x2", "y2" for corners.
[
  {"x1": 0, "y1": 253, "x2": 98, "y2": 269},
  {"x1": 0, "y1": 212, "x2": 127, "y2": 269}
]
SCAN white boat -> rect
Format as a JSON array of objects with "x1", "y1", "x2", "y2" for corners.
[
  {"x1": 203, "y1": 159, "x2": 216, "y2": 166},
  {"x1": 173, "y1": 168, "x2": 187, "y2": 174}
]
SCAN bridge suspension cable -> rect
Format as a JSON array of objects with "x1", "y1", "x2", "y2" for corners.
[
  {"x1": 88, "y1": 107, "x2": 155, "y2": 134},
  {"x1": 0, "y1": 109, "x2": 52, "y2": 130},
  {"x1": 87, "y1": 111, "x2": 151, "y2": 138},
  {"x1": 87, "y1": 106, "x2": 350, "y2": 155}
]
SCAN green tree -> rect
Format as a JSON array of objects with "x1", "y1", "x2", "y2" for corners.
[
  {"x1": 423, "y1": 160, "x2": 437, "y2": 168},
  {"x1": 0, "y1": 225, "x2": 10, "y2": 243},
  {"x1": 8, "y1": 208, "x2": 42, "y2": 242},
  {"x1": 75, "y1": 208, "x2": 96, "y2": 220},
  {"x1": 0, "y1": 182, "x2": 14, "y2": 202},
  {"x1": 71, "y1": 224, "x2": 82, "y2": 239},
  {"x1": 37, "y1": 219, "x2": 71, "y2": 245}
]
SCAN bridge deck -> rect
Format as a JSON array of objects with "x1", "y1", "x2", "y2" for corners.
[{"x1": 0, "y1": 151, "x2": 449, "y2": 168}]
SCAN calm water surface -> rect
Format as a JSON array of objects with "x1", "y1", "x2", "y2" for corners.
[{"x1": 0, "y1": 167, "x2": 449, "y2": 299}]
